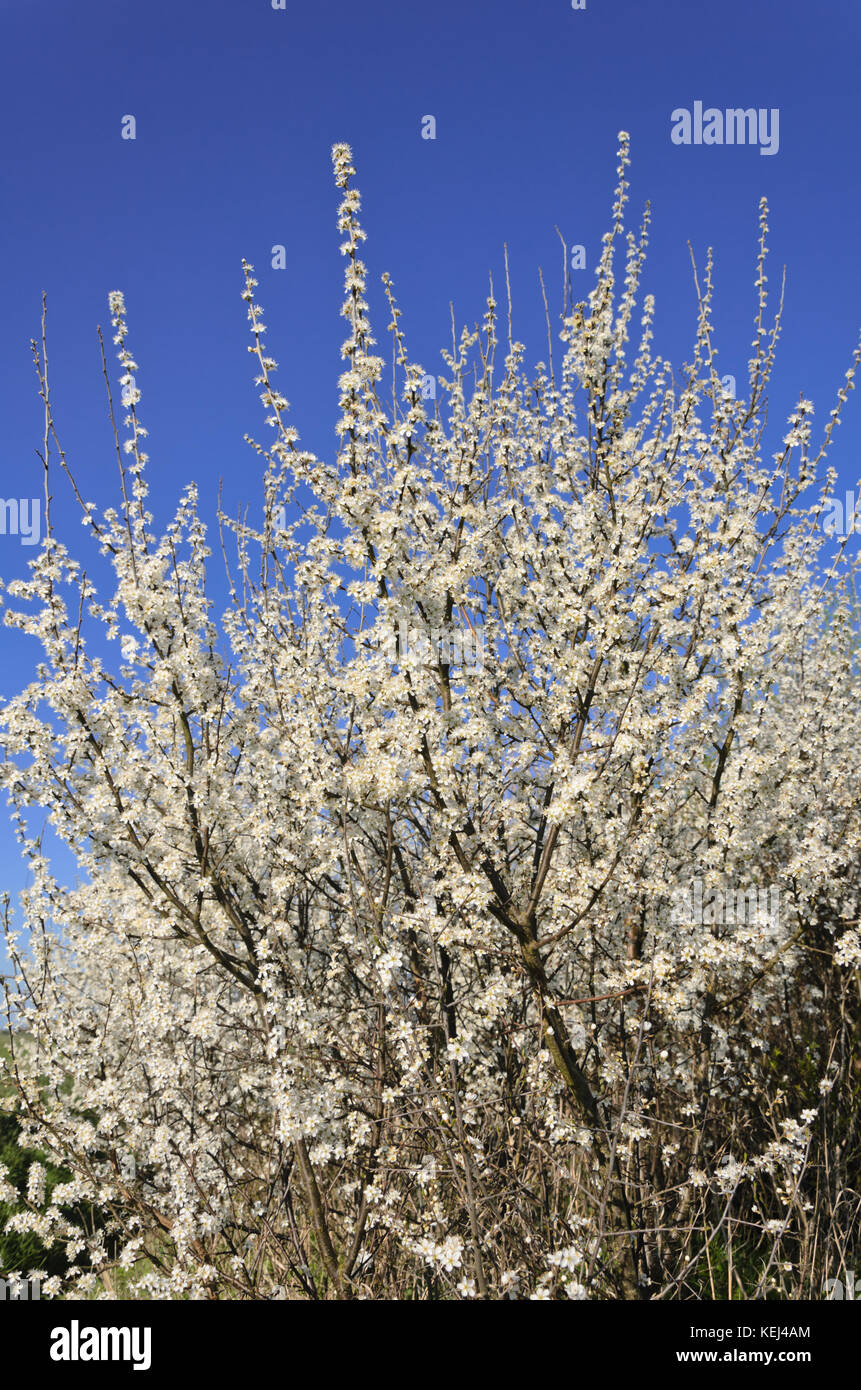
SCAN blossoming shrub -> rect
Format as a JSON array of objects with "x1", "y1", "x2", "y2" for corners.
[{"x1": 1, "y1": 138, "x2": 860, "y2": 1299}]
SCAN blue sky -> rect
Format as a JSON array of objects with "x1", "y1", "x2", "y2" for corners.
[{"x1": 1, "y1": 0, "x2": 859, "y2": 969}]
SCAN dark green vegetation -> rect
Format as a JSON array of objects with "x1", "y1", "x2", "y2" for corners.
[{"x1": 0, "y1": 1033, "x2": 106, "y2": 1281}]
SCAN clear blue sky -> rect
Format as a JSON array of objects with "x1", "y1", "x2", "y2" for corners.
[{"x1": 1, "y1": 0, "x2": 859, "y2": 969}]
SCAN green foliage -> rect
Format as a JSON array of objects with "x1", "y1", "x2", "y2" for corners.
[
  {"x1": 0, "y1": 1109, "x2": 74, "y2": 1277},
  {"x1": 0, "y1": 1035, "x2": 111, "y2": 1281},
  {"x1": 689, "y1": 1234, "x2": 776, "y2": 1301}
]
